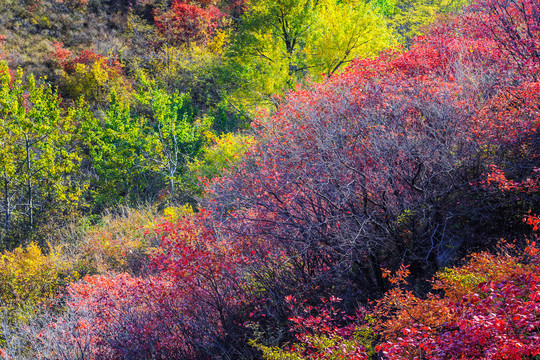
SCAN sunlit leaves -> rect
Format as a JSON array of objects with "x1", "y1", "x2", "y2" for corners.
[
  {"x1": 0, "y1": 61, "x2": 84, "y2": 245},
  {"x1": 154, "y1": 0, "x2": 227, "y2": 47},
  {"x1": 86, "y1": 76, "x2": 209, "y2": 205},
  {"x1": 376, "y1": 248, "x2": 540, "y2": 359},
  {"x1": 225, "y1": 0, "x2": 395, "y2": 108}
]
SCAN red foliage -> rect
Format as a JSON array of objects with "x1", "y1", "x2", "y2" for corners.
[
  {"x1": 376, "y1": 250, "x2": 540, "y2": 359},
  {"x1": 282, "y1": 296, "x2": 371, "y2": 359},
  {"x1": 374, "y1": 212, "x2": 540, "y2": 359},
  {"x1": 67, "y1": 273, "x2": 183, "y2": 359},
  {"x1": 207, "y1": 7, "x2": 522, "y2": 298},
  {"x1": 28, "y1": 1, "x2": 540, "y2": 358},
  {"x1": 64, "y1": 215, "x2": 247, "y2": 359},
  {"x1": 471, "y1": 81, "x2": 540, "y2": 145},
  {"x1": 484, "y1": 165, "x2": 540, "y2": 192},
  {"x1": 269, "y1": 245, "x2": 540, "y2": 360},
  {"x1": 154, "y1": 0, "x2": 226, "y2": 46},
  {"x1": 470, "y1": 0, "x2": 540, "y2": 77},
  {"x1": 51, "y1": 42, "x2": 123, "y2": 76}
]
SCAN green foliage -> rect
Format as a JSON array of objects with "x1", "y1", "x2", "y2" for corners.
[
  {"x1": 376, "y1": 0, "x2": 469, "y2": 41},
  {"x1": 253, "y1": 329, "x2": 376, "y2": 360},
  {"x1": 136, "y1": 75, "x2": 209, "y2": 198},
  {"x1": 211, "y1": 98, "x2": 249, "y2": 133},
  {"x1": 0, "y1": 61, "x2": 84, "y2": 247},
  {"x1": 126, "y1": 13, "x2": 232, "y2": 116},
  {"x1": 83, "y1": 91, "x2": 149, "y2": 207},
  {"x1": 306, "y1": 0, "x2": 395, "y2": 76},
  {"x1": 57, "y1": 57, "x2": 132, "y2": 108},
  {"x1": 251, "y1": 341, "x2": 303, "y2": 360},
  {"x1": 86, "y1": 74, "x2": 211, "y2": 207},
  {"x1": 187, "y1": 132, "x2": 255, "y2": 187},
  {"x1": 224, "y1": 0, "x2": 395, "y2": 109}
]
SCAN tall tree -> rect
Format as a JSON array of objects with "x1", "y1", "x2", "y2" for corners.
[
  {"x1": 136, "y1": 78, "x2": 205, "y2": 199},
  {"x1": 0, "y1": 62, "x2": 82, "y2": 247}
]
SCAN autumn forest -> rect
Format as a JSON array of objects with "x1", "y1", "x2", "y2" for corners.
[{"x1": 0, "y1": 0, "x2": 538, "y2": 358}]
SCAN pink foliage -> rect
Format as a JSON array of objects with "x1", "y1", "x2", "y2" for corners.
[{"x1": 64, "y1": 216, "x2": 246, "y2": 359}]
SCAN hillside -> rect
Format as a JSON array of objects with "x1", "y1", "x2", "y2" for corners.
[{"x1": 0, "y1": 0, "x2": 539, "y2": 359}]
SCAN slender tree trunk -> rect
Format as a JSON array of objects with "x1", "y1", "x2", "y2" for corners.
[
  {"x1": 169, "y1": 173, "x2": 175, "y2": 198},
  {"x1": 2, "y1": 173, "x2": 9, "y2": 246},
  {"x1": 25, "y1": 135, "x2": 33, "y2": 230}
]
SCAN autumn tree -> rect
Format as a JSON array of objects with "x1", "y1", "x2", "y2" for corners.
[
  {"x1": 225, "y1": 0, "x2": 395, "y2": 108},
  {"x1": 375, "y1": 0, "x2": 468, "y2": 42},
  {"x1": 136, "y1": 77, "x2": 206, "y2": 198},
  {"x1": 0, "y1": 62, "x2": 84, "y2": 247},
  {"x1": 470, "y1": 0, "x2": 540, "y2": 78},
  {"x1": 154, "y1": 0, "x2": 226, "y2": 47},
  {"x1": 51, "y1": 43, "x2": 132, "y2": 108},
  {"x1": 260, "y1": 243, "x2": 540, "y2": 360},
  {"x1": 375, "y1": 243, "x2": 540, "y2": 359},
  {"x1": 7, "y1": 215, "x2": 251, "y2": 359}
]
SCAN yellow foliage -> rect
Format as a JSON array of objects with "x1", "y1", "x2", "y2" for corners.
[
  {"x1": 387, "y1": 0, "x2": 469, "y2": 41},
  {"x1": 435, "y1": 250, "x2": 524, "y2": 301},
  {"x1": 188, "y1": 132, "x2": 256, "y2": 181},
  {"x1": 164, "y1": 204, "x2": 194, "y2": 221},
  {"x1": 208, "y1": 29, "x2": 229, "y2": 54},
  {"x1": 0, "y1": 242, "x2": 79, "y2": 310},
  {"x1": 146, "y1": 44, "x2": 220, "y2": 86},
  {"x1": 59, "y1": 59, "x2": 132, "y2": 106}
]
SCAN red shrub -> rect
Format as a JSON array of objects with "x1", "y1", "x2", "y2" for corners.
[
  {"x1": 470, "y1": 0, "x2": 540, "y2": 77},
  {"x1": 64, "y1": 215, "x2": 248, "y2": 359},
  {"x1": 154, "y1": 0, "x2": 226, "y2": 46},
  {"x1": 206, "y1": 14, "x2": 517, "y2": 299},
  {"x1": 51, "y1": 42, "x2": 123, "y2": 76},
  {"x1": 376, "y1": 249, "x2": 540, "y2": 359}
]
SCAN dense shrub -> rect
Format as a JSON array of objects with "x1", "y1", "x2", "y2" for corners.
[
  {"x1": 154, "y1": 0, "x2": 226, "y2": 47},
  {"x1": 26, "y1": 215, "x2": 252, "y2": 359},
  {"x1": 51, "y1": 42, "x2": 132, "y2": 106},
  {"x1": 208, "y1": 11, "x2": 517, "y2": 302},
  {"x1": 0, "y1": 242, "x2": 79, "y2": 316}
]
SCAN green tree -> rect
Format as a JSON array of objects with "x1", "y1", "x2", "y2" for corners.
[
  {"x1": 187, "y1": 131, "x2": 255, "y2": 192},
  {"x1": 373, "y1": 0, "x2": 468, "y2": 42},
  {"x1": 0, "y1": 62, "x2": 83, "y2": 247},
  {"x1": 86, "y1": 76, "x2": 210, "y2": 207},
  {"x1": 225, "y1": 0, "x2": 395, "y2": 108},
  {"x1": 136, "y1": 78, "x2": 207, "y2": 199},
  {"x1": 310, "y1": 0, "x2": 397, "y2": 75},
  {"x1": 84, "y1": 92, "x2": 148, "y2": 208}
]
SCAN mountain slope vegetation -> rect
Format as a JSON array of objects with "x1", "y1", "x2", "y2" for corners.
[{"x1": 0, "y1": 0, "x2": 539, "y2": 359}]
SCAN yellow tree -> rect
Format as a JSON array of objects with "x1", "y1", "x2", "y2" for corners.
[
  {"x1": 0, "y1": 62, "x2": 83, "y2": 247},
  {"x1": 373, "y1": 0, "x2": 469, "y2": 42},
  {"x1": 225, "y1": 0, "x2": 395, "y2": 107},
  {"x1": 308, "y1": 0, "x2": 395, "y2": 76}
]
